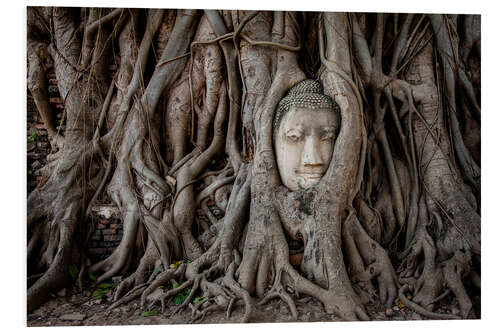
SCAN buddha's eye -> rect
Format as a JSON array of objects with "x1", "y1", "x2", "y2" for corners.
[
  {"x1": 321, "y1": 131, "x2": 335, "y2": 141},
  {"x1": 286, "y1": 130, "x2": 303, "y2": 142}
]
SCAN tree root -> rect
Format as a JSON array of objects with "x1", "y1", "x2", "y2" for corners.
[
  {"x1": 257, "y1": 269, "x2": 298, "y2": 320},
  {"x1": 343, "y1": 213, "x2": 398, "y2": 308},
  {"x1": 222, "y1": 260, "x2": 253, "y2": 322},
  {"x1": 398, "y1": 285, "x2": 460, "y2": 320}
]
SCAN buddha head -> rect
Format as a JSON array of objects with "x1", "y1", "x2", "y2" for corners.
[{"x1": 273, "y1": 80, "x2": 340, "y2": 191}]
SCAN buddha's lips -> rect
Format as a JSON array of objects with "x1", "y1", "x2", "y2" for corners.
[{"x1": 296, "y1": 172, "x2": 324, "y2": 178}]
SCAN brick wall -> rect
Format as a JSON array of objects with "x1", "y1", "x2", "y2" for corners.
[
  {"x1": 27, "y1": 62, "x2": 220, "y2": 263},
  {"x1": 27, "y1": 65, "x2": 123, "y2": 263},
  {"x1": 88, "y1": 205, "x2": 123, "y2": 262},
  {"x1": 27, "y1": 65, "x2": 65, "y2": 193}
]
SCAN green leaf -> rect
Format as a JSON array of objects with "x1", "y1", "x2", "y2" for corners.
[
  {"x1": 112, "y1": 282, "x2": 119, "y2": 289},
  {"x1": 141, "y1": 310, "x2": 158, "y2": 317},
  {"x1": 68, "y1": 264, "x2": 79, "y2": 280},
  {"x1": 211, "y1": 159, "x2": 216, "y2": 165},
  {"x1": 91, "y1": 289, "x2": 106, "y2": 300},
  {"x1": 88, "y1": 272, "x2": 97, "y2": 281},
  {"x1": 193, "y1": 296, "x2": 208, "y2": 305},
  {"x1": 97, "y1": 283, "x2": 113, "y2": 290},
  {"x1": 172, "y1": 282, "x2": 180, "y2": 289},
  {"x1": 173, "y1": 288, "x2": 191, "y2": 305},
  {"x1": 28, "y1": 132, "x2": 38, "y2": 142}
]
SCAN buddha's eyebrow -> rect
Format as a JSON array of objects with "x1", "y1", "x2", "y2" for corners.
[
  {"x1": 320, "y1": 126, "x2": 336, "y2": 132},
  {"x1": 285, "y1": 128, "x2": 304, "y2": 135},
  {"x1": 285, "y1": 125, "x2": 304, "y2": 132}
]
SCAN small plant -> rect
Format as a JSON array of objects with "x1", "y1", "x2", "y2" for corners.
[
  {"x1": 172, "y1": 282, "x2": 191, "y2": 305},
  {"x1": 68, "y1": 264, "x2": 79, "y2": 280},
  {"x1": 91, "y1": 281, "x2": 119, "y2": 300},
  {"x1": 91, "y1": 288, "x2": 107, "y2": 300},
  {"x1": 140, "y1": 310, "x2": 158, "y2": 317},
  {"x1": 88, "y1": 272, "x2": 97, "y2": 282},
  {"x1": 28, "y1": 132, "x2": 38, "y2": 142},
  {"x1": 192, "y1": 296, "x2": 208, "y2": 305}
]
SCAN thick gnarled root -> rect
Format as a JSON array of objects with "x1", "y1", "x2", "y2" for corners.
[
  {"x1": 398, "y1": 225, "x2": 476, "y2": 319},
  {"x1": 343, "y1": 213, "x2": 398, "y2": 308}
]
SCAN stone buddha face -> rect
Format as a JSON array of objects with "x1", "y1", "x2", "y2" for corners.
[{"x1": 273, "y1": 80, "x2": 340, "y2": 191}]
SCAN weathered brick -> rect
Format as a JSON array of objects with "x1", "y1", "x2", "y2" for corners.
[
  {"x1": 103, "y1": 235, "x2": 119, "y2": 242},
  {"x1": 102, "y1": 228, "x2": 117, "y2": 235},
  {"x1": 89, "y1": 241, "x2": 100, "y2": 248},
  {"x1": 91, "y1": 234, "x2": 101, "y2": 241},
  {"x1": 97, "y1": 218, "x2": 109, "y2": 225},
  {"x1": 27, "y1": 153, "x2": 42, "y2": 160},
  {"x1": 49, "y1": 97, "x2": 62, "y2": 104},
  {"x1": 88, "y1": 248, "x2": 106, "y2": 255},
  {"x1": 33, "y1": 123, "x2": 47, "y2": 130},
  {"x1": 27, "y1": 142, "x2": 36, "y2": 152}
]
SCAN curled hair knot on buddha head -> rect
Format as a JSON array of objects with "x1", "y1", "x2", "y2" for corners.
[{"x1": 273, "y1": 79, "x2": 341, "y2": 134}]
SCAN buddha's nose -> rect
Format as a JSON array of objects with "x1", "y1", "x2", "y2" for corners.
[{"x1": 302, "y1": 135, "x2": 324, "y2": 167}]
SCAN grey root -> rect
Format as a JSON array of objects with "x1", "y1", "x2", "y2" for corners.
[{"x1": 27, "y1": 8, "x2": 480, "y2": 322}]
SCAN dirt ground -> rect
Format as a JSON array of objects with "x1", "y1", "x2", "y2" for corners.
[{"x1": 27, "y1": 284, "x2": 479, "y2": 327}]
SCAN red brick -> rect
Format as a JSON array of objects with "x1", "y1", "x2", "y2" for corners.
[
  {"x1": 49, "y1": 97, "x2": 62, "y2": 104},
  {"x1": 104, "y1": 235, "x2": 118, "y2": 242},
  {"x1": 27, "y1": 153, "x2": 42, "y2": 159},
  {"x1": 91, "y1": 234, "x2": 101, "y2": 241},
  {"x1": 98, "y1": 218, "x2": 109, "y2": 225},
  {"x1": 101, "y1": 229, "x2": 116, "y2": 235},
  {"x1": 88, "y1": 248, "x2": 106, "y2": 255},
  {"x1": 33, "y1": 123, "x2": 47, "y2": 129}
]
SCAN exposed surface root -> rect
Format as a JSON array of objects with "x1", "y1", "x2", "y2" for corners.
[{"x1": 398, "y1": 285, "x2": 460, "y2": 320}]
